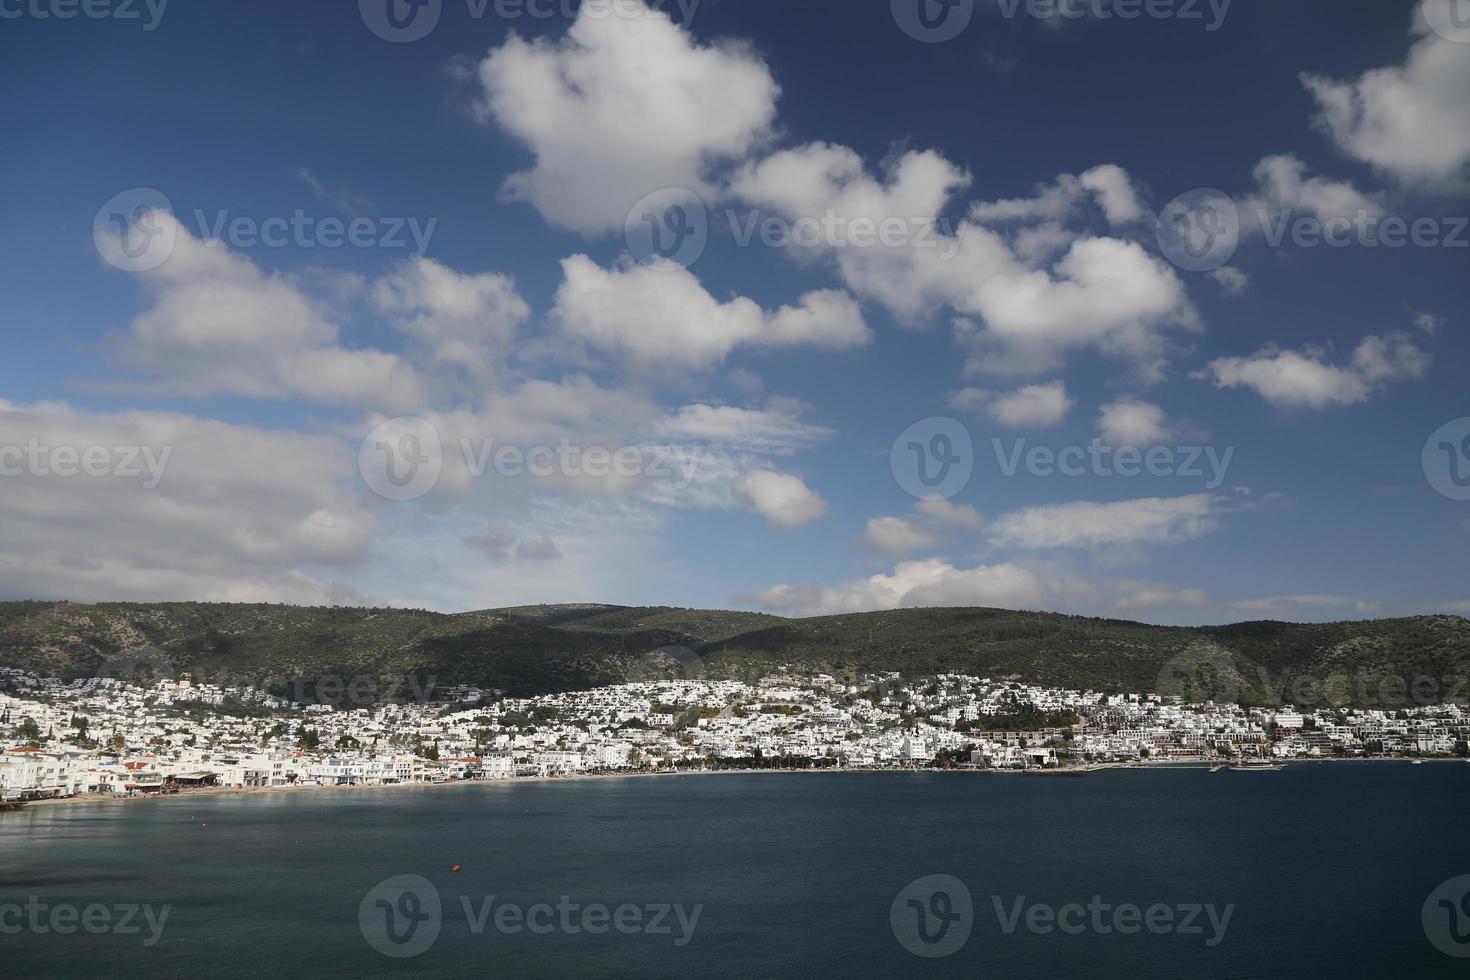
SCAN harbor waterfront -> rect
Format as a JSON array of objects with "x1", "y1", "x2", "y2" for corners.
[
  {"x1": 4, "y1": 665, "x2": 1470, "y2": 803},
  {"x1": 3, "y1": 766, "x2": 1469, "y2": 978}
]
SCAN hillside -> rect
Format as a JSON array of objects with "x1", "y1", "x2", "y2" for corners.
[{"x1": 0, "y1": 600, "x2": 1466, "y2": 708}]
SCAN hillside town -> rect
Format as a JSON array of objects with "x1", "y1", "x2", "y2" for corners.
[{"x1": 2, "y1": 666, "x2": 1468, "y2": 802}]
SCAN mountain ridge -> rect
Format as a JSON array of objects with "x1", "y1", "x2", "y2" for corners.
[{"x1": 1, "y1": 600, "x2": 1466, "y2": 708}]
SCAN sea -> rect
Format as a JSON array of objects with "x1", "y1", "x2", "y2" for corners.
[{"x1": 3, "y1": 763, "x2": 1469, "y2": 978}]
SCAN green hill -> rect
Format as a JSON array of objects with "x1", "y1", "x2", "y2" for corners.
[{"x1": 1, "y1": 600, "x2": 1466, "y2": 709}]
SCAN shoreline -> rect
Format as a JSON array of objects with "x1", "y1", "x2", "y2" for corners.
[{"x1": 11, "y1": 756, "x2": 1466, "y2": 810}]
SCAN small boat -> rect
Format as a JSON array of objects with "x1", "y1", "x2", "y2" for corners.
[{"x1": 1209, "y1": 765, "x2": 1224, "y2": 773}]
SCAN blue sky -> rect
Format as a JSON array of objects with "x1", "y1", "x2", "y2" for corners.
[{"x1": 1, "y1": 0, "x2": 1467, "y2": 622}]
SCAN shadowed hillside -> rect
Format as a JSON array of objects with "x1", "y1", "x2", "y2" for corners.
[{"x1": 1, "y1": 600, "x2": 1466, "y2": 707}]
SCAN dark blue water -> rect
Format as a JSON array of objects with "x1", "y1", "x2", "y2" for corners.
[{"x1": 3, "y1": 764, "x2": 1469, "y2": 978}]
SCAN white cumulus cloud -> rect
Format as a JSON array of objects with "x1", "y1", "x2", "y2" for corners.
[
  {"x1": 733, "y1": 470, "x2": 828, "y2": 527},
  {"x1": 107, "y1": 214, "x2": 424, "y2": 411},
  {"x1": 552, "y1": 255, "x2": 870, "y2": 369},
  {"x1": 373, "y1": 257, "x2": 530, "y2": 377},
  {"x1": 1097, "y1": 398, "x2": 1172, "y2": 447},
  {"x1": 734, "y1": 143, "x2": 1193, "y2": 378},
  {"x1": 1197, "y1": 331, "x2": 1430, "y2": 409},
  {"x1": 988, "y1": 494, "x2": 1219, "y2": 550},
  {"x1": 951, "y1": 381, "x2": 1073, "y2": 428},
  {"x1": 0, "y1": 399, "x2": 376, "y2": 603},
  {"x1": 476, "y1": 0, "x2": 779, "y2": 232},
  {"x1": 1302, "y1": 1, "x2": 1470, "y2": 185}
]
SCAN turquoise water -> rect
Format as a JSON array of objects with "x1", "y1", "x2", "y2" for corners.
[{"x1": 3, "y1": 764, "x2": 1469, "y2": 978}]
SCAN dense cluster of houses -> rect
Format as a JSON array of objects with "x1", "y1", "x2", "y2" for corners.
[{"x1": 2, "y1": 666, "x2": 1467, "y2": 801}]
